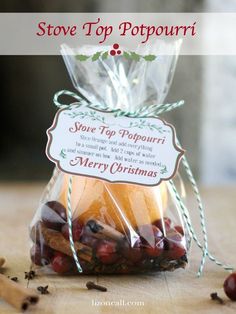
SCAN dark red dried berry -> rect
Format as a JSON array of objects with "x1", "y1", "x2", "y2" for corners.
[
  {"x1": 154, "y1": 217, "x2": 172, "y2": 233},
  {"x1": 96, "y1": 240, "x2": 119, "y2": 264},
  {"x1": 224, "y1": 273, "x2": 236, "y2": 301},
  {"x1": 30, "y1": 244, "x2": 53, "y2": 266},
  {"x1": 41, "y1": 201, "x2": 67, "y2": 231},
  {"x1": 51, "y1": 252, "x2": 73, "y2": 274},
  {"x1": 174, "y1": 225, "x2": 184, "y2": 235},
  {"x1": 61, "y1": 220, "x2": 83, "y2": 241},
  {"x1": 122, "y1": 238, "x2": 143, "y2": 263},
  {"x1": 165, "y1": 228, "x2": 186, "y2": 260}
]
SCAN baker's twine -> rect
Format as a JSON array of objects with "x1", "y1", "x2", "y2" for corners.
[{"x1": 52, "y1": 89, "x2": 234, "y2": 276}]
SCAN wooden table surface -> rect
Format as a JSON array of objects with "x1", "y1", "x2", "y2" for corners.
[{"x1": 0, "y1": 183, "x2": 236, "y2": 314}]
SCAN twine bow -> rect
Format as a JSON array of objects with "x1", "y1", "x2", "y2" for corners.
[{"x1": 51, "y1": 89, "x2": 234, "y2": 276}]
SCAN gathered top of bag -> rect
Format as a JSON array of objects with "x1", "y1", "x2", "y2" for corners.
[{"x1": 61, "y1": 40, "x2": 182, "y2": 112}]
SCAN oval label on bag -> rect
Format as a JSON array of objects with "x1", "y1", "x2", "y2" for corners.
[{"x1": 46, "y1": 104, "x2": 184, "y2": 186}]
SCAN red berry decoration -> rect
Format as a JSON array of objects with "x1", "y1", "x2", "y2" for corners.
[
  {"x1": 51, "y1": 252, "x2": 73, "y2": 274},
  {"x1": 110, "y1": 50, "x2": 116, "y2": 56},
  {"x1": 113, "y1": 43, "x2": 119, "y2": 49},
  {"x1": 165, "y1": 228, "x2": 186, "y2": 260},
  {"x1": 117, "y1": 50, "x2": 122, "y2": 55},
  {"x1": 96, "y1": 240, "x2": 119, "y2": 264},
  {"x1": 41, "y1": 201, "x2": 67, "y2": 231},
  {"x1": 224, "y1": 273, "x2": 236, "y2": 301},
  {"x1": 30, "y1": 244, "x2": 53, "y2": 266},
  {"x1": 122, "y1": 238, "x2": 143, "y2": 263},
  {"x1": 61, "y1": 220, "x2": 83, "y2": 241}
]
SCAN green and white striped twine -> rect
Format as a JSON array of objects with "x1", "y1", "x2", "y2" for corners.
[
  {"x1": 53, "y1": 89, "x2": 234, "y2": 276},
  {"x1": 67, "y1": 176, "x2": 83, "y2": 272}
]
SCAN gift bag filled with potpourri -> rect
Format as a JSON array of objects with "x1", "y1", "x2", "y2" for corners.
[{"x1": 30, "y1": 40, "x2": 233, "y2": 276}]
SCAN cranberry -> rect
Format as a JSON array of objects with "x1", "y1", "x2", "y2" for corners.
[
  {"x1": 122, "y1": 239, "x2": 143, "y2": 263},
  {"x1": 139, "y1": 224, "x2": 162, "y2": 245},
  {"x1": 224, "y1": 273, "x2": 236, "y2": 301},
  {"x1": 138, "y1": 225, "x2": 164, "y2": 258},
  {"x1": 51, "y1": 252, "x2": 73, "y2": 274},
  {"x1": 61, "y1": 220, "x2": 83, "y2": 241},
  {"x1": 41, "y1": 201, "x2": 67, "y2": 230},
  {"x1": 154, "y1": 217, "x2": 172, "y2": 233},
  {"x1": 30, "y1": 222, "x2": 44, "y2": 244},
  {"x1": 165, "y1": 228, "x2": 186, "y2": 260},
  {"x1": 30, "y1": 244, "x2": 53, "y2": 266},
  {"x1": 174, "y1": 225, "x2": 184, "y2": 235},
  {"x1": 96, "y1": 240, "x2": 119, "y2": 264},
  {"x1": 145, "y1": 239, "x2": 164, "y2": 258},
  {"x1": 113, "y1": 43, "x2": 119, "y2": 49}
]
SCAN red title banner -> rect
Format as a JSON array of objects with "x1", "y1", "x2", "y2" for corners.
[{"x1": 36, "y1": 17, "x2": 197, "y2": 44}]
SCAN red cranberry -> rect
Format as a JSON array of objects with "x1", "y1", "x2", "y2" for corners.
[
  {"x1": 154, "y1": 217, "x2": 172, "y2": 233},
  {"x1": 30, "y1": 222, "x2": 44, "y2": 244},
  {"x1": 51, "y1": 252, "x2": 73, "y2": 274},
  {"x1": 41, "y1": 201, "x2": 67, "y2": 231},
  {"x1": 96, "y1": 240, "x2": 119, "y2": 264},
  {"x1": 139, "y1": 225, "x2": 163, "y2": 245},
  {"x1": 174, "y1": 225, "x2": 184, "y2": 235},
  {"x1": 110, "y1": 50, "x2": 116, "y2": 56},
  {"x1": 30, "y1": 244, "x2": 53, "y2": 266},
  {"x1": 113, "y1": 43, "x2": 119, "y2": 49},
  {"x1": 145, "y1": 239, "x2": 164, "y2": 258},
  {"x1": 61, "y1": 220, "x2": 83, "y2": 241},
  {"x1": 139, "y1": 225, "x2": 164, "y2": 258},
  {"x1": 122, "y1": 239, "x2": 143, "y2": 263},
  {"x1": 165, "y1": 228, "x2": 186, "y2": 260},
  {"x1": 224, "y1": 273, "x2": 236, "y2": 301}
]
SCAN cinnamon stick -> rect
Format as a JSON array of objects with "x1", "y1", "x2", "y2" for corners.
[
  {"x1": 38, "y1": 222, "x2": 92, "y2": 262},
  {"x1": 0, "y1": 274, "x2": 39, "y2": 311},
  {"x1": 86, "y1": 219, "x2": 125, "y2": 242}
]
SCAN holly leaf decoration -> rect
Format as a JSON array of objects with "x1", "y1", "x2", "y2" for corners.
[
  {"x1": 123, "y1": 51, "x2": 131, "y2": 59},
  {"x1": 143, "y1": 55, "x2": 156, "y2": 61},
  {"x1": 75, "y1": 48, "x2": 157, "y2": 62},
  {"x1": 102, "y1": 51, "x2": 109, "y2": 60},
  {"x1": 130, "y1": 52, "x2": 140, "y2": 61},
  {"x1": 75, "y1": 54, "x2": 90, "y2": 61},
  {"x1": 92, "y1": 51, "x2": 102, "y2": 61}
]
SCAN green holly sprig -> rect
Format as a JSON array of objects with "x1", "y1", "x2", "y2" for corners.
[{"x1": 75, "y1": 50, "x2": 156, "y2": 62}]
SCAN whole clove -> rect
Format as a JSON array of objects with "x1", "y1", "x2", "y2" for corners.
[
  {"x1": 24, "y1": 271, "x2": 36, "y2": 280},
  {"x1": 8, "y1": 276, "x2": 18, "y2": 282},
  {"x1": 37, "y1": 285, "x2": 49, "y2": 295},
  {"x1": 210, "y1": 292, "x2": 224, "y2": 305},
  {"x1": 86, "y1": 281, "x2": 107, "y2": 292}
]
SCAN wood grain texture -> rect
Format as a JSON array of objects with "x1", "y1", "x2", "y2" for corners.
[{"x1": 0, "y1": 183, "x2": 236, "y2": 314}]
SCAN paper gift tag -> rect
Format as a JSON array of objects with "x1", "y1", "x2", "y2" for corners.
[{"x1": 46, "y1": 104, "x2": 184, "y2": 186}]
